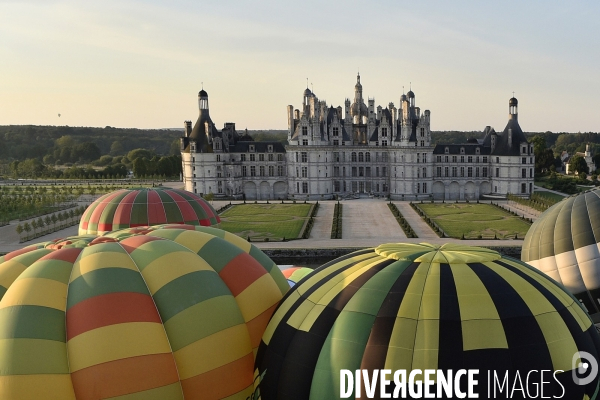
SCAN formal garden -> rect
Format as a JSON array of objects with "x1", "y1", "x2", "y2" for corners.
[
  {"x1": 414, "y1": 202, "x2": 532, "y2": 239},
  {"x1": 218, "y1": 203, "x2": 313, "y2": 241}
]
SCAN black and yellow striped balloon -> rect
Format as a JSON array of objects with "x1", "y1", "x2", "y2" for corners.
[{"x1": 254, "y1": 243, "x2": 600, "y2": 400}]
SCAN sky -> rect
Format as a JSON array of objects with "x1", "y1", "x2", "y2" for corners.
[{"x1": 1, "y1": 0, "x2": 599, "y2": 132}]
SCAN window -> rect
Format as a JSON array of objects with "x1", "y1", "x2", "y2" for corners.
[
  {"x1": 296, "y1": 182, "x2": 299, "y2": 193},
  {"x1": 437, "y1": 156, "x2": 442, "y2": 162},
  {"x1": 460, "y1": 167, "x2": 465, "y2": 177},
  {"x1": 468, "y1": 167, "x2": 473, "y2": 177},
  {"x1": 437, "y1": 167, "x2": 442, "y2": 177},
  {"x1": 259, "y1": 166, "x2": 265, "y2": 176},
  {"x1": 522, "y1": 168, "x2": 526, "y2": 178},
  {"x1": 333, "y1": 127, "x2": 339, "y2": 136},
  {"x1": 295, "y1": 152, "x2": 299, "y2": 162},
  {"x1": 521, "y1": 183, "x2": 527, "y2": 193},
  {"x1": 445, "y1": 147, "x2": 449, "y2": 154},
  {"x1": 423, "y1": 168, "x2": 427, "y2": 178},
  {"x1": 483, "y1": 157, "x2": 487, "y2": 163},
  {"x1": 365, "y1": 152, "x2": 371, "y2": 162},
  {"x1": 496, "y1": 168, "x2": 500, "y2": 177},
  {"x1": 382, "y1": 128, "x2": 388, "y2": 137},
  {"x1": 302, "y1": 126, "x2": 308, "y2": 136},
  {"x1": 476, "y1": 156, "x2": 479, "y2": 163},
  {"x1": 242, "y1": 166, "x2": 247, "y2": 176},
  {"x1": 352, "y1": 167, "x2": 357, "y2": 177},
  {"x1": 382, "y1": 153, "x2": 388, "y2": 162},
  {"x1": 522, "y1": 146, "x2": 526, "y2": 153},
  {"x1": 352, "y1": 152, "x2": 357, "y2": 162},
  {"x1": 333, "y1": 140, "x2": 339, "y2": 145},
  {"x1": 268, "y1": 166, "x2": 274, "y2": 176},
  {"x1": 333, "y1": 167, "x2": 339, "y2": 177},
  {"x1": 359, "y1": 152, "x2": 364, "y2": 162},
  {"x1": 417, "y1": 154, "x2": 421, "y2": 163},
  {"x1": 483, "y1": 167, "x2": 488, "y2": 177},
  {"x1": 382, "y1": 167, "x2": 387, "y2": 177},
  {"x1": 241, "y1": 154, "x2": 246, "y2": 161},
  {"x1": 278, "y1": 154, "x2": 283, "y2": 161},
  {"x1": 452, "y1": 156, "x2": 457, "y2": 163},
  {"x1": 461, "y1": 156, "x2": 465, "y2": 163},
  {"x1": 301, "y1": 152, "x2": 307, "y2": 162},
  {"x1": 302, "y1": 182, "x2": 308, "y2": 193},
  {"x1": 476, "y1": 167, "x2": 479, "y2": 178},
  {"x1": 423, "y1": 183, "x2": 427, "y2": 193},
  {"x1": 277, "y1": 166, "x2": 284, "y2": 176},
  {"x1": 468, "y1": 156, "x2": 473, "y2": 163},
  {"x1": 530, "y1": 157, "x2": 533, "y2": 164},
  {"x1": 250, "y1": 154, "x2": 255, "y2": 162},
  {"x1": 460, "y1": 148, "x2": 465, "y2": 154},
  {"x1": 302, "y1": 167, "x2": 307, "y2": 178},
  {"x1": 302, "y1": 139, "x2": 308, "y2": 146},
  {"x1": 268, "y1": 154, "x2": 274, "y2": 161},
  {"x1": 359, "y1": 167, "x2": 364, "y2": 177},
  {"x1": 366, "y1": 167, "x2": 371, "y2": 177},
  {"x1": 376, "y1": 167, "x2": 379, "y2": 177},
  {"x1": 250, "y1": 166, "x2": 256, "y2": 176},
  {"x1": 259, "y1": 154, "x2": 265, "y2": 162},
  {"x1": 476, "y1": 148, "x2": 480, "y2": 155},
  {"x1": 444, "y1": 167, "x2": 449, "y2": 177},
  {"x1": 216, "y1": 155, "x2": 220, "y2": 162},
  {"x1": 421, "y1": 141, "x2": 424, "y2": 147},
  {"x1": 268, "y1": 145, "x2": 273, "y2": 152},
  {"x1": 249, "y1": 145, "x2": 255, "y2": 152},
  {"x1": 522, "y1": 157, "x2": 526, "y2": 164},
  {"x1": 334, "y1": 181, "x2": 340, "y2": 192},
  {"x1": 452, "y1": 167, "x2": 457, "y2": 177},
  {"x1": 382, "y1": 140, "x2": 388, "y2": 146},
  {"x1": 417, "y1": 183, "x2": 420, "y2": 193},
  {"x1": 420, "y1": 128, "x2": 425, "y2": 137},
  {"x1": 530, "y1": 169, "x2": 533, "y2": 178},
  {"x1": 496, "y1": 157, "x2": 499, "y2": 163}
]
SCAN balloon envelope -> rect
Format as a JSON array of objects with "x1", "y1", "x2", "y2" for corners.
[
  {"x1": 0, "y1": 225, "x2": 288, "y2": 400},
  {"x1": 79, "y1": 188, "x2": 220, "y2": 235},
  {"x1": 255, "y1": 243, "x2": 600, "y2": 400},
  {"x1": 522, "y1": 189, "x2": 600, "y2": 316}
]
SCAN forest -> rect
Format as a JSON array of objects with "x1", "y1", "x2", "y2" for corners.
[{"x1": 1, "y1": 125, "x2": 599, "y2": 179}]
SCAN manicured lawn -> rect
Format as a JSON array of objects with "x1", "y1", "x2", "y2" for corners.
[
  {"x1": 535, "y1": 191, "x2": 566, "y2": 204},
  {"x1": 418, "y1": 203, "x2": 531, "y2": 239},
  {"x1": 219, "y1": 203, "x2": 312, "y2": 241}
]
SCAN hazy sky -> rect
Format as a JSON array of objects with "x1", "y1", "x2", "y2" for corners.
[{"x1": 1, "y1": 0, "x2": 599, "y2": 132}]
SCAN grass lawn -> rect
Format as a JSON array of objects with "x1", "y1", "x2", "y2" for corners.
[
  {"x1": 535, "y1": 191, "x2": 566, "y2": 203},
  {"x1": 219, "y1": 203, "x2": 312, "y2": 241},
  {"x1": 418, "y1": 203, "x2": 531, "y2": 239}
]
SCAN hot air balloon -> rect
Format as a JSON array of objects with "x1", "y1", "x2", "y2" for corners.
[
  {"x1": 78, "y1": 188, "x2": 220, "y2": 235},
  {"x1": 522, "y1": 189, "x2": 600, "y2": 320},
  {"x1": 281, "y1": 266, "x2": 314, "y2": 287},
  {"x1": 254, "y1": 243, "x2": 600, "y2": 400},
  {"x1": 0, "y1": 225, "x2": 288, "y2": 400}
]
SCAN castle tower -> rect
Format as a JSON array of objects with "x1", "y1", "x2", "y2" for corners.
[{"x1": 509, "y1": 96, "x2": 518, "y2": 120}]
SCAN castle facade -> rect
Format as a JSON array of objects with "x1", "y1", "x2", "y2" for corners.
[{"x1": 181, "y1": 76, "x2": 534, "y2": 200}]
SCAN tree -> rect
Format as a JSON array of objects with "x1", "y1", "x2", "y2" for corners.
[
  {"x1": 132, "y1": 158, "x2": 148, "y2": 178},
  {"x1": 31, "y1": 219, "x2": 38, "y2": 236},
  {"x1": 16, "y1": 224, "x2": 23, "y2": 240},
  {"x1": 37, "y1": 217, "x2": 45, "y2": 235},
  {"x1": 569, "y1": 155, "x2": 589, "y2": 176},
  {"x1": 23, "y1": 222, "x2": 31, "y2": 240},
  {"x1": 51, "y1": 213, "x2": 58, "y2": 230},
  {"x1": 531, "y1": 135, "x2": 555, "y2": 173}
]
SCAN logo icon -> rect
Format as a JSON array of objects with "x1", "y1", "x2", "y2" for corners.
[{"x1": 572, "y1": 351, "x2": 598, "y2": 386}]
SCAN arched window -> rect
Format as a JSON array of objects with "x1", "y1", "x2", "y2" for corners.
[
  {"x1": 445, "y1": 147, "x2": 449, "y2": 154},
  {"x1": 365, "y1": 152, "x2": 371, "y2": 162},
  {"x1": 358, "y1": 152, "x2": 364, "y2": 162},
  {"x1": 351, "y1": 152, "x2": 357, "y2": 162}
]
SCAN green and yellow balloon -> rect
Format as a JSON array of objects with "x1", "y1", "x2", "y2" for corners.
[{"x1": 254, "y1": 243, "x2": 600, "y2": 400}]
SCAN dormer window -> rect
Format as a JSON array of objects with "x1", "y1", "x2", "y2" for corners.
[
  {"x1": 249, "y1": 145, "x2": 255, "y2": 152},
  {"x1": 445, "y1": 147, "x2": 449, "y2": 154},
  {"x1": 476, "y1": 148, "x2": 480, "y2": 155},
  {"x1": 268, "y1": 145, "x2": 273, "y2": 153},
  {"x1": 460, "y1": 147, "x2": 465, "y2": 154}
]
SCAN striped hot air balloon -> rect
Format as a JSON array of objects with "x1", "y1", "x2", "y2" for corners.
[
  {"x1": 254, "y1": 243, "x2": 600, "y2": 400},
  {"x1": 281, "y1": 266, "x2": 314, "y2": 287},
  {"x1": 522, "y1": 189, "x2": 600, "y2": 318},
  {"x1": 0, "y1": 225, "x2": 288, "y2": 400},
  {"x1": 78, "y1": 188, "x2": 220, "y2": 235}
]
